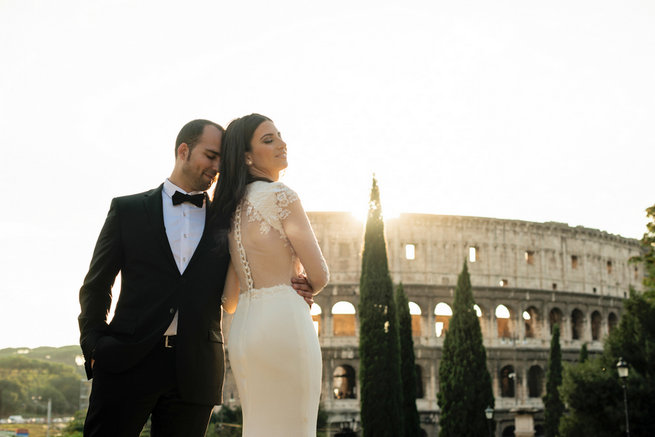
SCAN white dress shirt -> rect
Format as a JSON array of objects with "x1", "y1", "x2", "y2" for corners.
[{"x1": 162, "y1": 179, "x2": 206, "y2": 335}]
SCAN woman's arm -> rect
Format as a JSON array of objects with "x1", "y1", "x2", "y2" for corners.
[{"x1": 281, "y1": 192, "x2": 329, "y2": 294}]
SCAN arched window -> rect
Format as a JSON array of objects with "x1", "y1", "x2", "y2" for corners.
[
  {"x1": 310, "y1": 304, "x2": 322, "y2": 335},
  {"x1": 500, "y1": 365, "x2": 515, "y2": 397},
  {"x1": 496, "y1": 304, "x2": 512, "y2": 338},
  {"x1": 332, "y1": 301, "x2": 356, "y2": 336},
  {"x1": 528, "y1": 365, "x2": 544, "y2": 397},
  {"x1": 474, "y1": 304, "x2": 482, "y2": 317},
  {"x1": 434, "y1": 302, "x2": 452, "y2": 337},
  {"x1": 333, "y1": 365, "x2": 356, "y2": 399},
  {"x1": 608, "y1": 312, "x2": 618, "y2": 334},
  {"x1": 571, "y1": 309, "x2": 584, "y2": 340},
  {"x1": 523, "y1": 306, "x2": 539, "y2": 339},
  {"x1": 409, "y1": 301, "x2": 422, "y2": 336},
  {"x1": 549, "y1": 308, "x2": 563, "y2": 334},
  {"x1": 415, "y1": 365, "x2": 424, "y2": 399},
  {"x1": 591, "y1": 311, "x2": 602, "y2": 341}
]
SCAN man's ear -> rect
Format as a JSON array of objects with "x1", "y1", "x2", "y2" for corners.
[{"x1": 177, "y1": 143, "x2": 190, "y2": 160}]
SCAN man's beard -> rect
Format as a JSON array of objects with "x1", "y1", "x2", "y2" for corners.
[{"x1": 194, "y1": 174, "x2": 216, "y2": 191}]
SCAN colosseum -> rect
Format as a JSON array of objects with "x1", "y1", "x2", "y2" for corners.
[{"x1": 221, "y1": 212, "x2": 644, "y2": 437}]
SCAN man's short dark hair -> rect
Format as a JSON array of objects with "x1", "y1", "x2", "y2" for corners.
[{"x1": 175, "y1": 119, "x2": 225, "y2": 157}]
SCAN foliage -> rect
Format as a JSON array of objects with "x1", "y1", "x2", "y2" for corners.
[
  {"x1": 206, "y1": 405, "x2": 242, "y2": 436},
  {"x1": 578, "y1": 343, "x2": 588, "y2": 363},
  {"x1": 560, "y1": 291, "x2": 655, "y2": 436},
  {"x1": 61, "y1": 409, "x2": 86, "y2": 436},
  {"x1": 437, "y1": 262, "x2": 493, "y2": 437},
  {"x1": 629, "y1": 204, "x2": 655, "y2": 296},
  {"x1": 316, "y1": 403, "x2": 328, "y2": 430},
  {"x1": 0, "y1": 355, "x2": 81, "y2": 416},
  {"x1": 358, "y1": 177, "x2": 403, "y2": 437},
  {"x1": 543, "y1": 323, "x2": 564, "y2": 437},
  {"x1": 0, "y1": 346, "x2": 86, "y2": 376},
  {"x1": 561, "y1": 206, "x2": 655, "y2": 437},
  {"x1": 395, "y1": 283, "x2": 421, "y2": 437}
]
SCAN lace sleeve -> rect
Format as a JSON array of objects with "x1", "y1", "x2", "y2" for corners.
[{"x1": 277, "y1": 184, "x2": 330, "y2": 293}]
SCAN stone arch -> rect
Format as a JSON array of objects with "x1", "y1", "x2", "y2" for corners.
[
  {"x1": 500, "y1": 365, "x2": 515, "y2": 397},
  {"x1": 332, "y1": 364, "x2": 356, "y2": 399},
  {"x1": 608, "y1": 312, "x2": 618, "y2": 334},
  {"x1": 496, "y1": 304, "x2": 513, "y2": 338},
  {"x1": 527, "y1": 365, "x2": 544, "y2": 397},
  {"x1": 434, "y1": 302, "x2": 452, "y2": 337},
  {"x1": 502, "y1": 426, "x2": 515, "y2": 437},
  {"x1": 523, "y1": 306, "x2": 540, "y2": 339},
  {"x1": 332, "y1": 301, "x2": 356, "y2": 336},
  {"x1": 549, "y1": 307, "x2": 563, "y2": 334},
  {"x1": 571, "y1": 309, "x2": 584, "y2": 340},
  {"x1": 310, "y1": 303, "x2": 322, "y2": 335},
  {"x1": 409, "y1": 301, "x2": 422, "y2": 336},
  {"x1": 474, "y1": 304, "x2": 487, "y2": 337},
  {"x1": 591, "y1": 311, "x2": 602, "y2": 341}
]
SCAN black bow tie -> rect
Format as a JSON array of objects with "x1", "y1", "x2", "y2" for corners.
[{"x1": 172, "y1": 191, "x2": 205, "y2": 208}]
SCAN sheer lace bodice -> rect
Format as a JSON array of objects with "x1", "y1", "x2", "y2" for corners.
[{"x1": 228, "y1": 181, "x2": 329, "y2": 295}]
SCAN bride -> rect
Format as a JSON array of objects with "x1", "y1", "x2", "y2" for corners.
[{"x1": 211, "y1": 113, "x2": 329, "y2": 436}]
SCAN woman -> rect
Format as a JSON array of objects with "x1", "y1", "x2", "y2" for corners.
[{"x1": 211, "y1": 114, "x2": 329, "y2": 436}]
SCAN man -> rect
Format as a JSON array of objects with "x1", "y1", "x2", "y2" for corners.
[{"x1": 79, "y1": 119, "x2": 313, "y2": 436}]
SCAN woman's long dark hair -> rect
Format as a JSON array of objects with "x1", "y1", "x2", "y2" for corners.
[{"x1": 209, "y1": 113, "x2": 272, "y2": 244}]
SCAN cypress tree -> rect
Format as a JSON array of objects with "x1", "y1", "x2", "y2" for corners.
[
  {"x1": 437, "y1": 261, "x2": 493, "y2": 436},
  {"x1": 395, "y1": 282, "x2": 422, "y2": 437},
  {"x1": 544, "y1": 323, "x2": 564, "y2": 437},
  {"x1": 358, "y1": 177, "x2": 403, "y2": 437}
]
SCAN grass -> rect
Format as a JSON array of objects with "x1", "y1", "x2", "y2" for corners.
[{"x1": 0, "y1": 423, "x2": 68, "y2": 437}]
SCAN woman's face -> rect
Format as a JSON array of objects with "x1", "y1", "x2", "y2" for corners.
[{"x1": 246, "y1": 120, "x2": 288, "y2": 181}]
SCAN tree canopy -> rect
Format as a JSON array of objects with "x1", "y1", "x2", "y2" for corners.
[
  {"x1": 437, "y1": 262, "x2": 493, "y2": 436},
  {"x1": 358, "y1": 177, "x2": 403, "y2": 437}
]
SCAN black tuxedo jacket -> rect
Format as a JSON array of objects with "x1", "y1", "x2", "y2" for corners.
[{"x1": 78, "y1": 185, "x2": 229, "y2": 405}]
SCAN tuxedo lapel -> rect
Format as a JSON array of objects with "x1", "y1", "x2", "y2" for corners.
[
  {"x1": 183, "y1": 204, "x2": 212, "y2": 277},
  {"x1": 143, "y1": 184, "x2": 179, "y2": 274}
]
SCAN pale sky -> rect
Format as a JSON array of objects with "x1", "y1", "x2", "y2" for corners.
[{"x1": 1, "y1": 0, "x2": 654, "y2": 348}]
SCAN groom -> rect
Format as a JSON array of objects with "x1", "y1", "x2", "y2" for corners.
[{"x1": 79, "y1": 119, "x2": 314, "y2": 436}]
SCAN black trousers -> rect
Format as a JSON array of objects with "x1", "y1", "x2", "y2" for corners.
[{"x1": 83, "y1": 339, "x2": 213, "y2": 437}]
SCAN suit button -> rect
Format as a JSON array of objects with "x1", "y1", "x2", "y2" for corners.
[{"x1": 169, "y1": 308, "x2": 175, "y2": 314}]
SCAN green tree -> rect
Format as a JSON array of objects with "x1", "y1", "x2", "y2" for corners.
[
  {"x1": 579, "y1": 343, "x2": 588, "y2": 363},
  {"x1": 543, "y1": 323, "x2": 564, "y2": 437},
  {"x1": 630, "y1": 204, "x2": 655, "y2": 297},
  {"x1": 395, "y1": 283, "x2": 421, "y2": 437},
  {"x1": 437, "y1": 262, "x2": 493, "y2": 437},
  {"x1": 0, "y1": 355, "x2": 81, "y2": 416},
  {"x1": 0, "y1": 379, "x2": 21, "y2": 417},
  {"x1": 61, "y1": 409, "x2": 85, "y2": 437},
  {"x1": 207, "y1": 405, "x2": 243, "y2": 436},
  {"x1": 560, "y1": 291, "x2": 655, "y2": 436},
  {"x1": 560, "y1": 204, "x2": 655, "y2": 436},
  {"x1": 358, "y1": 177, "x2": 403, "y2": 437}
]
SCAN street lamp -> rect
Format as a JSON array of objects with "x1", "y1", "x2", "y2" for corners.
[
  {"x1": 31, "y1": 396, "x2": 52, "y2": 437},
  {"x1": 485, "y1": 406, "x2": 494, "y2": 437},
  {"x1": 616, "y1": 357, "x2": 630, "y2": 437}
]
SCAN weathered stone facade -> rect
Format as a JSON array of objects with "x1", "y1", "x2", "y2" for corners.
[{"x1": 221, "y1": 212, "x2": 644, "y2": 437}]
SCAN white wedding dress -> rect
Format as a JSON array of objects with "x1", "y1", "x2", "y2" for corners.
[{"x1": 226, "y1": 181, "x2": 329, "y2": 437}]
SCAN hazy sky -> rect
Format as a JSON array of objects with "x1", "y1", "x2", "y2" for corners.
[{"x1": 1, "y1": 0, "x2": 654, "y2": 348}]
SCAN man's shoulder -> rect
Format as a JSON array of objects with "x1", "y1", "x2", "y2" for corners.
[{"x1": 112, "y1": 185, "x2": 163, "y2": 205}]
